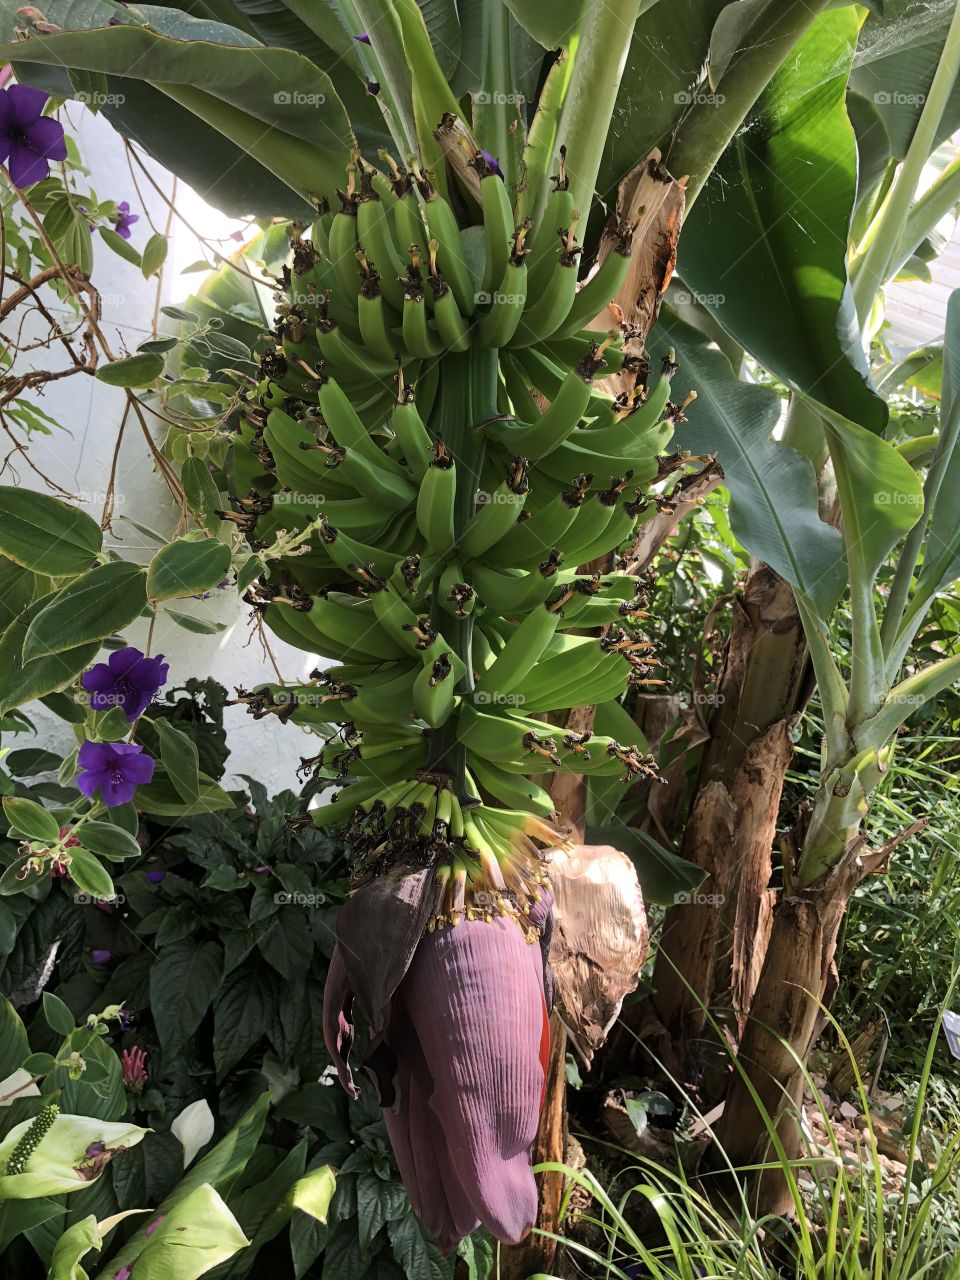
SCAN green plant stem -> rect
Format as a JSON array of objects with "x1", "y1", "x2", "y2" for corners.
[
  {"x1": 860, "y1": 652, "x2": 960, "y2": 752},
  {"x1": 851, "y1": 0, "x2": 960, "y2": 324},
  {"x1": 889, "y1": 153, "x2": 960, "y2": 280},
  {"x1": 824, "y1": 426, "x2": 888, "y2": 725},
  {"x1": 351, "y1": 0, "x2": 419, "y2": 161},
  {"x1": 881, "y1": 391, "x2": 960, "y2": 674},
  {"x1": 425, "y1": 347, "x2": 498, "y2": 782},
  {"x1": 475, "y1": 0, "x2": 518, "y2": 198},
  {"x1": 780, "y1": 393, "x2": 828, "y2": 471},
  {"x1": 665, "y1": 0, "x2": 830, "y2": 206},
  {"x1": 555, "y1": 0, "x2": 642, "y2": 218}
]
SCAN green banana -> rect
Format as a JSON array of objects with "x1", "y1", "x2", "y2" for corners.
[
  {"x1": 470, "y1": 559, "x2": 568, "y2": 613},
  {"x1": 427, "y1": 241, "x2": 471, "y2": 351},
  {"x1": 480, "y1": 171, "x2": 515, "y2": 296},
  {"x1": 391, "y1": 372, "x2": 434, "y2": 479},
  {"x1": 417, "y1": 170, "x2": 476, "y2": 316},
  {"x1": 356, "y1": 166, "x2": 407, "y2": 311},
  {"x1": 413, "y1": 652, "x2": 457, "y2": 727},
  {"x1": 513, "y1": 212, "x2": 582, "y2": 347},
  {"x1": 460, "y1": 458, "x2": 529, "y2": 559},
  {"x1": 526, "y1": 148, "x2": 575, "y2": 293},
  {"x1": 468, "y1": 756, "x2": 556, "y2": 818},
  {"x1": 477, "y1": 223, "x2": 531, "y2": 348},
  {"x1": 416, "y1": 439, "x2": 457, "y2": 552},
  {"x1": 473, "y1": 605, "x2": 560, "y2": 698},
  {"x1": 554, "y1": 219, "x2": 634, "y2": 338},
  {"x1": 484, "y1": 475, "x2": 590, "y2": 566},
  {"x1": 483, "y1": 344, "x2": 609, "y2": 458}
]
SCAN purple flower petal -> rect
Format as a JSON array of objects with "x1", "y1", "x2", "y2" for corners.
[
  {"x1": 26, "y1": 115, "x2": 68, "y2": 162},
  {"x1": 145, "y1": 869, "x2": 166, "y2": 884},
  {"x1": 8, "y1": 83, "x2": 48, "y2": 127},
  {"x1": 355, "y1": 32, "x2": 371, "y2": 43},
  {"x1": 392, "y1": 918, "x2": 547, "y2": 1246},
  {"x1": 76, "y1": 767, "x2": 109, "y2": 799},
  {"x1": 323, "y1": 945, "x2": 358, "y2": 1098},
  {"x1": 91, "y1": 949, "x2": 112, "y2": 965},
  {"x1": 78, "y1": 740, "x2": 115, "y2": 770},
  {"x1": 334, "y1": 866, "x2": 435, "y2": 1035},
  {"x1": 7, "y1": 142, "x2": 50, "y2": 188},
  {"x1": 76, "y1": 740, "x2": 154, "y2": 806}
]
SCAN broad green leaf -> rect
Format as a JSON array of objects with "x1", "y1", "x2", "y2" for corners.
[
  {"x1": 501, "y1": 0, "x2": 582, "y2": 48},
  {"x1": 21, "y1": 562, "x2": 147, "y2": 662},
  {"x1": 48, "y1": 1209, "x2": 147, "y2": 1280},
  {"x1": 0, "y1": 597, "x2": 100, "y2": 717},
  {"x1": 99, "y1": 225, "x2": 142, "y2": 266},
  {"x1": 647, "y1": 311, "x2": 847, "y2": 616},
  {"x1": 146, "y1": 538, "x2": 231, "y2": 601},
  {"x1": 0, "y1": 487, "x2": 101, "y2": 576},
  {"x1": 76, "y1": 820, "x2": 141, "y2": 861},
  {"x1": 596, "y1": 0, "x2": 726, "y2": 204},
  {"x1": 105, "y1": 1093, "x2": 271, "y2": 1275},
  {"x1": 149, "y1": 939, "x2": 223, "y2": 1056},
  {"x1": 851, "y1": 6, "x2": 960, "y2": 158},
  {"x1": 65, "y1": 845, "x2": 116, "y2": 902},
  {"x1": 95, "y1": 352, "x2": 165, "y2": 388},
  {"x1": 679, "y1": 9, "x2": 886, "y2": 433},
  {"x1": 3, "y1": 795, "x2": 60, "y2": 843},
  {"x1": 154, "y1": 719, "x2": 201, "y2": 806},
  {"x1": 0, "y1": 997, "x2": 28, "y2": 1079},
  {"x1": 141, "y1": 232, "x2": 168, "y2": 277},
  {"x1": 0, "y1": 558, "x2": 35, "y2": 633},
  {"x1": 41, "y1": 992, "x2": 75, "y2": 1037},
  {"x1": 820, "y1": 407, "x2": 925, "y2": 586},
  {"x1": 135, "y1": 771, "x2": 233, "y2": 815},
  {"x1": 112, "y1": 1183, "x2": 248, "y2": 1279},
  {"x1": 0, "y1": 1197, "x2": 62, "y2": 1253},
  {"x1": 0, "y1": 7, "x2": 355, "y2": 205}
]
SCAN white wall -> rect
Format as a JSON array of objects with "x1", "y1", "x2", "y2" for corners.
[{"x1": 14, "y1": 108, "x2": 314, "y2": 794}]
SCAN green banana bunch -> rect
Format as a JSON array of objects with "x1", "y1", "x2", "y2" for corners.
[{"x1": 225, "y1": 125, "x2": 693, "y2": 925}]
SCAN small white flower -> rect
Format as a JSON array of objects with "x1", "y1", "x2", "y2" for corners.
[{"x1": 170, "y1": 1098, "x2": 214, "y2": 1168}]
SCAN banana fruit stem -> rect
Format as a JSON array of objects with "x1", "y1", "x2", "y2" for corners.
[{"x1": 424, "y1": 348, "x2": 498, "y2": 781}]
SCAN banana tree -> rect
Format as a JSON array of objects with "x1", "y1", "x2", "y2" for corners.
[
  {"x1": 627, "y1": 1, "x2": 960, "y2": 1211},
  {"x1": 0, "y1": 0, "x2": 936, "y2": 1259}
]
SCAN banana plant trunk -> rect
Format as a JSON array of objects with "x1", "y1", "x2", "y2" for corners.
[
  {"x1": 646, "y1": 562, "x2": 811, "y2": 1089},
  {"x1": 715, "y1": 837, "x2": 864, "y2": 1214}
]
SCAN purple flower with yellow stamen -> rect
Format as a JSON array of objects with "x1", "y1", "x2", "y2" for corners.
[
  {"x1": 112, "y1": 200, "x2": 139, "y2": 240},
  {"x1": 324, "y1": 867, "x2": 553, "y2": 1253},
  {"x1": 0, "y1": 84, "x2": 67, "y2": 188},
  {"x1": 82, "y1": 646, "x2": 168, "y2": 721},
  {"x1": 76, "y1": 741, "x2": 154, "y2": 808}
]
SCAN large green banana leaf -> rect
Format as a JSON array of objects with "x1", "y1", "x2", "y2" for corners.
[
  {"x1": 646, "y1": 309, "x2": 848, "y2": 619},
  {"x1": 678, "y1": 7, "x2": 887, "y2": 433}
]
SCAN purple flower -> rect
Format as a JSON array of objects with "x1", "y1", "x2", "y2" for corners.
[
  {"x1": 82, "y1": 647, "x2": 168, "y2": 721},
  {"x1": 324, "y1": 870, "x2": 552, "y2": 1253},
  {"x1": 481, "y1": 148, "x2": 503, "y2": 179},
  {"x1": 112, "y1": 200, "x2": 139, "y2": 240},
  {"x1": 76, "y1": 741, "x2": 155, "y2": 807},
  {"x1": 91, "y1": 949, "x2": 112, "y2": 966},
  {"x1": 0, "y1": 84, "x2": 68, "y2": 187},
  {"x1": 355, "y1": 31, "x2": 371, "y2": 44},
  {"x1": 113, "y1": 1268, "x2": 133, "y2": 1280},
  {"x1": 145, "y1": 869, "x2": 166, "y2": 884}
]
